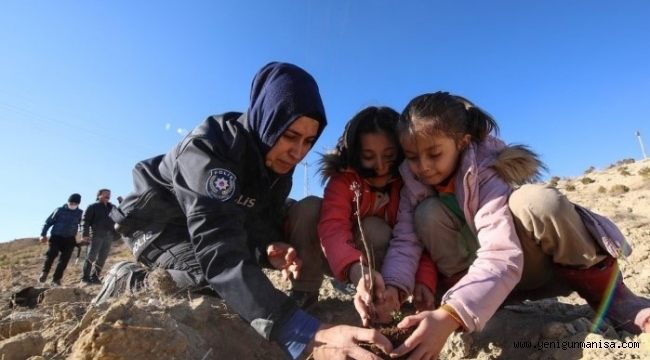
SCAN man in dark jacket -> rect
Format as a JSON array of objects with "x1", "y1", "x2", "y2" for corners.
[
  {"x1": 96, "y1": 62, "x2": 392, "y2": 360},
  {"x1": 80, "y1": 188, "x2": 118, "y2": 284},
  {"x1": 39, "y1": 193, "x2": 83, "y2": 286}
]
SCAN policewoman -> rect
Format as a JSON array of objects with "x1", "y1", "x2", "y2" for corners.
[{"x1": 98, "y1": 62, "x2": 392, "y2": 360}]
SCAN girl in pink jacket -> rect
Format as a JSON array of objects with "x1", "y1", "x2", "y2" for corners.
[{"x1": 374, "y1": 92, "x2": 649, "y2": 359}]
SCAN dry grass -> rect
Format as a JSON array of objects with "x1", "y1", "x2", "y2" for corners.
[
  {"x1": 580, "y1": 177, "x2": 595, "y2": 184},
  {"x1": 610, "y1": 184, "x2": 630, "y2": 195},
  {"x1": 639, "y1": 166, "x2": 650, "y2": 178},
  {"x1": 0, "y1": 238, "x2": 43, "y2": 267},
  {"x1": 607, "y1": 158, "x2": 635, "y2": 169}
]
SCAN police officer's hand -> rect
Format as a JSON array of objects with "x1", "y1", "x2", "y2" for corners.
[
  {"x1": 266, "y1": 242, "x2": 302, "y2": 281},
  {"x1": 39, "y1": 236, "x2": 48, "y2": 244},
  {"x1": 78, "y1": 236, "x2": 91, "y2": 246},
  {"x1": 310, "y1": 324, "x2": 392, "y2": 360}
]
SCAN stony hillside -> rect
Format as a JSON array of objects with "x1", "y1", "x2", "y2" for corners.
[{"x1": 1, "y1": 159, "x2": 649, "y2": 359}]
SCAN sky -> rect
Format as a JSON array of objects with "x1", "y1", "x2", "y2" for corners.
[{"x1": 1, "y1": 1, "x2": 649, "y2": 242}]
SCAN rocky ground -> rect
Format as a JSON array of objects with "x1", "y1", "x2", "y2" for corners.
[{"x1": 1, "y1": 159, "x2": 649, "y2": 359}]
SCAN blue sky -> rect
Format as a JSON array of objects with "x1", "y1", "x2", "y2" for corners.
[{"x1": 1, "y1": 1, "x2": 649, "y2": 242}]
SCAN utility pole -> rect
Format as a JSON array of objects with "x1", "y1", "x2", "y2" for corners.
[
  {"x1": 302, "y1": 162, "x2": 310, "y2": 196},
  {"x1": 637, "y1": 131, "x2": 648, "y2": 160}
]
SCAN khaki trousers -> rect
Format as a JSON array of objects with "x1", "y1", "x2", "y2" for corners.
[
  {"x1": 284, "y1": 196, "x2": 325, "y2": 292},
  {"x1": 352, "y1": 216, "x2": 392, "y2": 272},
  {"x1": 414, "y1": 184, "x2": 606, "y2": 290},
  {"x1": 286, "y1": 197, "x2": 392, "y2": 291}
]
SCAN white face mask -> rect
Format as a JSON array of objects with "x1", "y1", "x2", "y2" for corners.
[{"x1": 68, "y1": 203, "x2": 78, "y2": 210}]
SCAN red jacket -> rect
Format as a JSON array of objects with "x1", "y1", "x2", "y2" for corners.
[{"x1": 318, "y1": 169, "x2": 437, "y2": 291}]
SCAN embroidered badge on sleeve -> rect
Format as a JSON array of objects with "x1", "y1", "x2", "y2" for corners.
[{"x1": 206, "y1": 168, "x2": 237, "y2": 201}]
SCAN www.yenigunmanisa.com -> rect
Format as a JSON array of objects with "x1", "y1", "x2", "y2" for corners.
[{"x1": 512, "y1": 339, "x2": 641, "y2": 350}]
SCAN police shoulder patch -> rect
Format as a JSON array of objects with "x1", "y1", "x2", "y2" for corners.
[{"x1": 206, "y1": 168, "x2": 237, "y2": 201}]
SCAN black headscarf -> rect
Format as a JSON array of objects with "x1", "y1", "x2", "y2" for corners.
[{"x1": 246, "y1": 62, "x2": 327, "y2": 156}]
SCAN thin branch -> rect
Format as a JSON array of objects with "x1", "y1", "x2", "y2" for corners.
[{"x1": 350, "y1": 181, "x2": 376, "y2": 319}]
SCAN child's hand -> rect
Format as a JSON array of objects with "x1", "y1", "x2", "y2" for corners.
[
  {"x1": 372, "y1": 285, "x2": 402, "y2": 324},
  {"x1": 266, "y1": 242, "x2": 302, "y2": 281},
  {"x1": 390, "y1": 309, "x2": 461, "y2": 359},
  {"x1": 350, "y1": 262, "x2": 386, "y2": 326},
  {"x1": 413, "y1": 283, "x2": 435, "y2": 312}
]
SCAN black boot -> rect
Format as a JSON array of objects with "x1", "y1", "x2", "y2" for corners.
[
  {"x1": 41, "y1": 255, "x2": 55, "y2": 283},
  {"x1": 89, "y1": 274, "x2": 102, "y2": 285},
  {"x1": 92, "y1": 261, "x2": 147, "y2": 304}
]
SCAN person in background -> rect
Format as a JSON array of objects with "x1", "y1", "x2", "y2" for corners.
[
  {"x1": 39, "y1": 193, "x2": 83, "y2": 286},
  {"x1": 80, "y1": 188, "x2": 118, "y2": 284}
]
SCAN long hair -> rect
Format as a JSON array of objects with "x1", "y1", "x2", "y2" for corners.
[{"x1": 319, "y1": 106, "x2": 402, "y2": 184}]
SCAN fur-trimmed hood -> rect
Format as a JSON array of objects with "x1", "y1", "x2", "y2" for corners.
[
  {"x1": 318, "y1": 151, "x2": 342, "y2": 183},
  {"x1": 489, "y1": 142, "x2": 546, "y2": 187}
]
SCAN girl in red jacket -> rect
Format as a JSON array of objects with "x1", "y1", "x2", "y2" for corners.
[{"x1": 318, "y1": 106, "x2": 437, "y2": 326}]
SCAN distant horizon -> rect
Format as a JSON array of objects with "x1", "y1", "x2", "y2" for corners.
[{"x1": 2, "y1": 1, "x2": 649, "y2": 241}]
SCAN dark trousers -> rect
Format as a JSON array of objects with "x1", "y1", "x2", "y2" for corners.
[
  {"x1": 42, "y1": 235, "x2": 76, "y2": 282},
  {"x1": 82, "y1": 232, "x2": 113, "y2": 279},
  {"x1": 136, "y1": 196, "x2": 324, "y2": 294}
]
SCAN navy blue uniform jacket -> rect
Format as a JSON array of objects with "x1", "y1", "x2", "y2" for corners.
[{"x1": 111, "y1": 62, "x2": 327, "y2": 344}]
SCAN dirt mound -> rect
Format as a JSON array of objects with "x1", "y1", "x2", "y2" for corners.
[{"x1": 68, "y1": 296, "x2": 286, "y2": 360}]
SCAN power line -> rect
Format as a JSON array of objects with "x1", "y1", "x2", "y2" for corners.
[{"x1": 0, "y1": 100, "x2": 157, "y2": 152}]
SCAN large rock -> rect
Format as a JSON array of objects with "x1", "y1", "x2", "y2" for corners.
[
  {"x1": 0, "y1": 311, "x2": 46, "y2": 338},
  {"x1": 0, "y1": 331, "x2": 45, "y2": 360},
  {"x1": 40, "y1": 287, "x2": 92, "y2": 306}
]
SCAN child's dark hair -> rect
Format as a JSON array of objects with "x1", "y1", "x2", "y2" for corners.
[
  {"x1": 319, "y1": 106, "x2": 402, "y2": 183},
  {"x1": 398, "y1": 91, "x2": 499, "y2": 143}
]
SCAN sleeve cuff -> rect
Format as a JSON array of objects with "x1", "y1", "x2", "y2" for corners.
[{"x1": 275, "y1": 309, "x2": 321, "y2": 359}]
